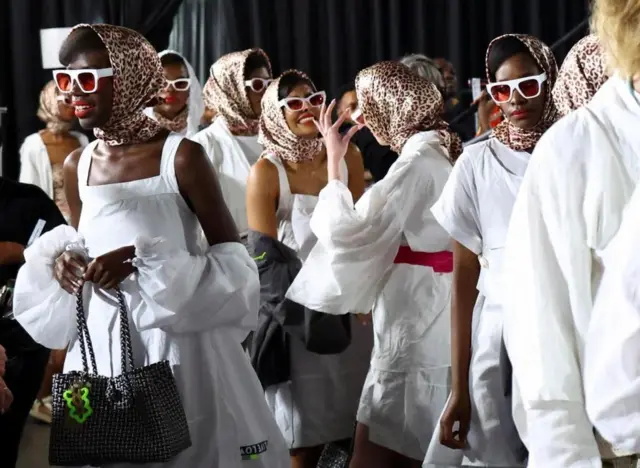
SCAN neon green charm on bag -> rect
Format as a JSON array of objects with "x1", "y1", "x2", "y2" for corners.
[{"x1": 63, "y1": 384, "x2": 94, "y2": 424}]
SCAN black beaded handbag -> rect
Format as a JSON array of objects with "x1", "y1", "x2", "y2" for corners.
[
  {"x1": 316, "y1": 423, "x2": 357, "y2": 468},
  {"x1": 49, "y1": 287, "x2": 192, "y2": 466}
]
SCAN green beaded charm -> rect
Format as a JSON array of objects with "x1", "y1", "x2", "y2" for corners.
[{"x1": 63, "y1": 384, "x2": 93, "y2": 424}]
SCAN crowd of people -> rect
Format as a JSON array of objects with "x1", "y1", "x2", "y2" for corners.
[{"x1": 1, "y1": 0, "x2": 639, "y2": 466}]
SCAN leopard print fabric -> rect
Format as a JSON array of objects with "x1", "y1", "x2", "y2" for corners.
[
  {"x1": 486, "y1": 34, "x2": 559, "y2": 152},
  {"x1": 258, "y1": 70, "x2": 324, "y2": 163},
  {"x1": 73, "y1": 24, "x2": 164, "y2": 146},
  {"x1": 552, "y1": 34, "x2": 608, "y2": 117},
  {"x1": 153, "y1": 106, "x2": 189, "y2": 133},
  {"x1": 203, "y1": 49, "x2": 272, "y2": 136},
  {"x1": 355, "y1": 61, "x2": 462, "y2": 159},
  {"x1": 37, "y1": 80, "x2": 73, "y2": 134}
]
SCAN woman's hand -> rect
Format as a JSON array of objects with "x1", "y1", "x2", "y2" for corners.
[
  {"x1": 0, "y1": 345, "x2": 6, "y2": 376},
  {"x1": 315, "y1": 99, "x2": 362, "y2": 181},
  {"x1": 439, "y1": 389, "x2": 471, "y2": 450},
  {"x1": 54, "y1": 251, "x2": 88, "y2": 294},
  {"x1": 0, "y1": 376, "x2": 13, "y2": 414},
  {"x1": 83, "y1": 246, "x2": 136, "y2": 290}
]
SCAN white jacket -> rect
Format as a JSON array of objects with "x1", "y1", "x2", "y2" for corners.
[
  {"x1": 502, "y1": 76, "x2": 640, "y2": 467},
  {"x1": 19, "y1": 131, "x2": 89, "y2": 198}
]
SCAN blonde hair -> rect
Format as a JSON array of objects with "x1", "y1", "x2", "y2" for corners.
[{"x1": 592, "y1": 0, "x2": 640, "y2": 78}]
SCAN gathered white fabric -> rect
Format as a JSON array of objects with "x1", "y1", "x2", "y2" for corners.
[
  {"x1": 502, "y1": 76, "x2": 640, "y2": 467},
  {"x1": 585, "y1": 184, "x2": 640, "y2": 454},
  {"x1": 13, "y1": 225, "x2": 85, "y2": 349},
  {"x1": 287, "y1": 131, "x2": 454, "y2": 460},
  {"x1": 19, "y1": 131, "x2": 89, "y2": 199},
  {"x1": 191, "y1": 117, "x2": 262, "y2": 236},
  {"x1": 12, "y1": 133, "x2": 289, "y2": 467},
  {"x1": 144, "y1": 50, "x2": 204, "y2": 137},
  {"x1": 426, "y1": 138, "x2": 529, "y2": 467}
]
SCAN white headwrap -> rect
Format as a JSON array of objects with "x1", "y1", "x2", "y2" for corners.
[{"x1": 144, "y1": 50, "x2": 205, "y2": 137}]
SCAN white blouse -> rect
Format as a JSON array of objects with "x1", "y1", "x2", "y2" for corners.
[
  {"x1": 19, "y1": 131, "x2": 89, "y2": 198},
  {"x1": 502, "y1": 76, "x2": 640, "y2": 467}
]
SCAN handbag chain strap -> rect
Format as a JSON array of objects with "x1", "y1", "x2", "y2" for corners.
[{"x1": 75, "y1": 286, "x2": 135, "y2": 375}]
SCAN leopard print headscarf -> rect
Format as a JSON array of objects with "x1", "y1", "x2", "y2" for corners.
[
  {"x1": 37, "y1": 81, "x2": 73, "y2": 134},
  {"x1": 486, "y1": 34, "x2": 559, "y2": 152},
  {"x1": 72, "y1": 24, "x2": 164, "y2": 146},
  {"x1": 552, "y1": 35, "x2": 608, "y2": 117},
  {"x1": 203, "y1": 49, "x2": 272, "y2": 136},
  {"x1": 355, "y1": 61, "x2": 462, "y2": 160},
  {"x1": 258, "y1": 70, "x2": 323, "y2": 163},
  {"x1": 153, "y1": 106, "x2": 188, "y2": 133}
]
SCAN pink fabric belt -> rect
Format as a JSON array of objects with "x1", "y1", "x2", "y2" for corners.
[{"x1": 393, "y1": 246, "x2": 453, "y2": 273}]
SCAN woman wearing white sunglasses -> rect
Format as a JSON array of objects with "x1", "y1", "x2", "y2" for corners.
[
  {"x1": 191, "y1": 49, "x2": 273, "y2": 241},
  {"x1": 144, "y1": 50, "x2": 204, "y2": 137},
  {"x1": 427, "y1": 34, "x2": 558, "y2": 467},
  {"x1": 246, "y1": 69, "x2": 372, "y2": 468}
]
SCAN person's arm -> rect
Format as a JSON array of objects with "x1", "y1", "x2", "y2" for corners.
[
  {"x1": 429, "y1": 149, "x2": 482, "y2": 447},
  {"x1": 287, "y1": 150, "x2": 441, "y2": 315},
  {"x1": 175, "y1": 139, "x2": 239, "y2": 245},
  {"x1": 503, "y1": 132, "x2": 601, "y2": 466},
  {"x1": 246, "y1": 158, "x2": 280, "y2": 239},
  {"x1": 123, "y1": 139, "x2": 257, "y2": 337},
  {"x1": 63, "y1": 148, "x2": 84, "y2": 230},
  {"x1": 450, "y1": 241, "x2": 480, "y2": 391},
  {"x1": 344, "y1": 143, "x2": 365, "y2": 202}
]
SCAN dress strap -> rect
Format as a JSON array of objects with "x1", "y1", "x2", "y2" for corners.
[
  {"x1": 77, "y1": 139, "x2": 100, "y2": 189},
  {"x1": 160, "y1": 132, "x2": 185, "y2": 194},
  {"x1": 339, "y1": 158, "x2": 348, "y2": 183},
  {"x1": 262, "y1": 153, "x2": 293, "y2": 217}
]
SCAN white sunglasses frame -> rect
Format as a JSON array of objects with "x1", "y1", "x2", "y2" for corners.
[
  {"x1": 351, "y1": 108, "x2": 365, "y2": 124},
  {"x1": 486, "y1": 72, "x2": 547, "y2": 104},
  {"x1": 244, "y1": 78, "x2": 273, "y2": 93},
  {"x1": 278, "y1": 91, "x2": 327, "y2": 112},
  {"x1": 53, "y1": 68, "x2": 114, "y2": 94},
  {"x1": 164, "y1": 78, "x2": 191, "y2": 91}
]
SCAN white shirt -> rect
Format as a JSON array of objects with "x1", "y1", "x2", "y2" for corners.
[
  {"x1": 502, "y1": 76, "x2": 640, "y2": 467},
  {"x1": 19, "y1": 131, "x2": 89, "y2": 198},
  {"x1": 584, "y1": 182, "x2": 640, "y2": 455},
  {"x1": 190, "y1": 118, "x2": 262, "y2": 236}
]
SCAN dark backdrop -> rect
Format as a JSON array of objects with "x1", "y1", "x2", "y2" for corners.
[
  {"x1": 170, "y1": 0, "x2": 591, "y2": 96},
  {"x1": 0, "y1": 0, "x2": 182, "y2": 179}
]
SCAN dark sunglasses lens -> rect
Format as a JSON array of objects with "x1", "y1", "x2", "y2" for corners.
[
  {"x1": 78, "y1": 72, "x2": 97, "y2": 92},
  {"x1": 251, "y1": 79, "x2": 265, "y2": 92},
  {"x1": 309, "y1": 94, "x2": 325, "y2": 107},
  {"x1": 55, "y1": 73, "x2": 72, "y2": 92},
  {"x1": 518, "y1": 79, "x2": 540, "y2": 98},
  {"x1": 174, "y1": 80, "x2": 189, "y2": 91},
  {"x1": 287, "y1": 99, "x2": 304, "y2": 111},
  {"x1": 490, "y1": 84, "x2": 511, "y2": 102}
]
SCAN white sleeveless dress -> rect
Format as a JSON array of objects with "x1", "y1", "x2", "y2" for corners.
[
  {"x1": 13, "y1": 134, "x2": 289, "y2": 467},
  {"x1": 262, "y1": 154, "x2": 374, "y2": 449},
  {"x1": 428, "y1": 138, "x2": 528, "y2": 467}
]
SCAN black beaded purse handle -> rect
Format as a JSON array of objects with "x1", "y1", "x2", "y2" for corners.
[{"x1": 75, "y1": 286, "x2": 135, "y2": 376}]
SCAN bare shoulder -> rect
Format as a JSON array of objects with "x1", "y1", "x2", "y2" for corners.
[
  {"x1": 63, "y1": 147, "x2": 84, "y2": 174},
  {"x1": 174, "y1": 138, "x2": 210, "y2": 175},
  {"x1": 248, "y1": 158, "x2": 279, "y2": 194}
]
